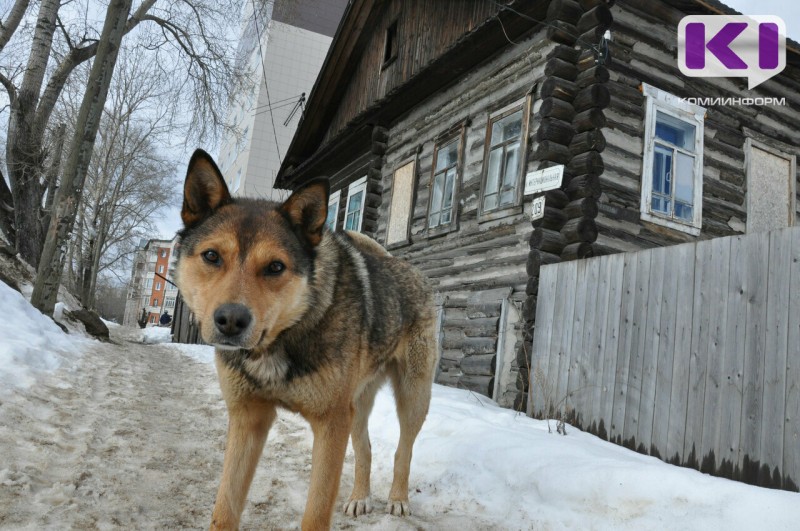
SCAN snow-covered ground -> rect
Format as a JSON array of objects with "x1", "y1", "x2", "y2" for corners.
[{"x1": 1, "y1": 284, "x2": 799, "y2": 529}]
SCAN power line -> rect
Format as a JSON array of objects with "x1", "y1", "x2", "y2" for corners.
[{"x1": 250, "y1": 0, "x2": 283, "y2": 166}]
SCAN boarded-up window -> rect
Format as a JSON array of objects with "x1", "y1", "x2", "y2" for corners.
[
  {"x1": 746, "y1": 138, "x2": 796, "y2": 234},
  {"x1": 386, "y1": 161, "x2": 415, "y2": 246}
]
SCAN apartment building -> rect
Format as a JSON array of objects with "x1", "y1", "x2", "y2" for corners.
[
  {"x1": 215, "y1": 0, "x2": 346, "y2": 199},
  {"x1": 122, "y1": 237, "x2": 179, "y2": 327}
]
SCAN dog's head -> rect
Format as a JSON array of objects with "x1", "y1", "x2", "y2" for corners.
[{"x1": 175, "y1": 149, "x2": 329, "y2": 351}]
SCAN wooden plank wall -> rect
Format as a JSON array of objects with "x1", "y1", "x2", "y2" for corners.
[
  {"x1": 529, "y1": 226, "x2": 800, "y2": 492},
  {"x1": 171, "y1": 293, "x2": 203, "y2": 345}
]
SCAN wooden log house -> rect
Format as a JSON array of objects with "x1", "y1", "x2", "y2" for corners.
[{"x1": 275, "y1": 0, "x2": 800, "y2": 410}]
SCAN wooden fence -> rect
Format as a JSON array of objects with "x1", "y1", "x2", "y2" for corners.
[
  {"x1": 528, "y1": 226, "x2": 800, "y2": 491},
  {"x1": 171, "y1": 292, "x2": 203, "y2": 345}
]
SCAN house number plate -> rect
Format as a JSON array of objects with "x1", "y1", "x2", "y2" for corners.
[{"x1": 530, "y1": 195, "x2": 546, "y2": 221}]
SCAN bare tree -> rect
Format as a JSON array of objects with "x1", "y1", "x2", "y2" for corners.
[
  {"x1": 0, "y1": 0, "x2": 242, "y2": 271},
  {"x1": 50, "y1": 50, "x2": 178, "y2": 309},
  {"x1": 0, "y1": 0, "x2": 243, "y2": 314}
]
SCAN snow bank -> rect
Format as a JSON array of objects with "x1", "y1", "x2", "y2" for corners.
[
  {"x1": 366, "y1": 385, "x2": 800, "y2": 530},
  {"x1": 140, "y1": 326, "x2": 173, "y2": 344},
  {"x1": 0, "y1": 282, "x2": 87, "y2": 394}
]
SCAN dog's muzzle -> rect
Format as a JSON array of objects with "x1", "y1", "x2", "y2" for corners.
[{"x1": 212, "y1": 303, "x2": 253, "y2": 347}]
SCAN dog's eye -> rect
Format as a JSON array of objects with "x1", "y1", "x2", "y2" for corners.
[
  {"x1": 264, "y1": 261, "x2": 285, "y2": 276},
  {"x1": 202, "y1": 250, "x2": 221, "y2": 265}
]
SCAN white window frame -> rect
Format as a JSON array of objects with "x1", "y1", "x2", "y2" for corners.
[
  {"x1": 155, "y1": 282, "x2": 162, "y2": 291},
  {"x1": 344, "y1": 176, "x2": 368, "y2": 232},
  {"x1": 640, "y1": 83, "x2": 705, "y2": 236},
  {"x1": 158, "y1": 265, "x2": 164, "y2": 274},
  {"x1": 326, "y1": 190, "x2": 341, "y2": 231}
]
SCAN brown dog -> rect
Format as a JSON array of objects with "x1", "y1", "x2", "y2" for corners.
[{"x1": 174, "y1": 150, "x2": 438, "y2": 530}]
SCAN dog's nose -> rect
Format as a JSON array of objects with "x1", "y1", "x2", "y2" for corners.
[{"x1": 214, "y1": 304, "x2": 252, "y2": 337}]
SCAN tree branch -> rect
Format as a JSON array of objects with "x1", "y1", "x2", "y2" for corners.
[{"x1": 0, "y1": 0, "x2": 30, "y2": 53}]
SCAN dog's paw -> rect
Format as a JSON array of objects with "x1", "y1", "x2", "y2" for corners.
[
  {"x1": 343, "y1": 498, "x2": 372, "y2": 517},
  {"x1": 386, "y1": 499, "x2": 411, "y2": 517}
]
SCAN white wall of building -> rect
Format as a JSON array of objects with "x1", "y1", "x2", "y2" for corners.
[{"x1": 218, "y1": 14, "x2": 333, "y2": 201}]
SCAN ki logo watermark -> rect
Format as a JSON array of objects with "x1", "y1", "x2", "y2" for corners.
[{"x1": 678, "y1": 15, "x2": 786, "y2": 90}]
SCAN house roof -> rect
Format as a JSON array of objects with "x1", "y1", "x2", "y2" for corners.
[{"x1": 275, "y1": 0, "x2": 799, "y2": 190}]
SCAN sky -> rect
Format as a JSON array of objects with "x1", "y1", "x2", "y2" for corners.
[{"x1": 724, "y1": 0, "x2": 800, "y2": 41}]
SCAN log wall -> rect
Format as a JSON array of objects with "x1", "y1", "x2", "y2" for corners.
[
  {"x1": 376, "y1": 29, "x2": 556, "y2": 406},
  {"x1": 597, "y1": 1, "x2": 800, "y2": 254}
]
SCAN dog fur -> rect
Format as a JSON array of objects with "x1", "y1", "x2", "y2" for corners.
[{"x1": 174, "y1": 150, "x2": 437, "y2": 530}]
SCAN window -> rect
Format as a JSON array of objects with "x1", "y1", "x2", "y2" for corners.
[
  {"x1": 158, "y1": 265, "x2": 164, "y2": 274},
  {"x1": 326, "y1": 190, "x2": 341, "y2": 231},
  {"x1": 144, "y1": 278, "x2": 153, "y2": 290},
  {"x1": 481, "y1": 99, "x2": 530, "y2": 215},
  {"x1": 165, "y1": 298, "x2": 176, "y2": 309},
  {"x1": 641, "y1": 83, "x2": 705, "y2": 235},
  {"x1": 386, "y1": 160, "x2": 416, "y2": 247},
  {"x1": 160, "y1": 249, "x2": 167, "y2": 258},
  {"x1": 428, "y1": 137, "x2": 460, "y2": 230},
  {"x1": 744, "y1": 132, "x2": 796, "y2": 233},
  {"x1": 150, "y1": 315, "x2": 156, "y2": 324},
  {"x1": 383, "y1": 21, "x2": 397, "y2": 68},
  {"x1": 155, "y1": 282, "x2": 162, "y2": 291},
  {"x1": 344, "y1": 176, "x2": 367, "y2": 232},
  {"x1": 153, "y1": 298, "x2": 158, "y2": 306}
]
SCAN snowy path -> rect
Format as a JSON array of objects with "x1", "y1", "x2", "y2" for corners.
[
  {"x1": 0, "y1": 327, "x2": 461, "y2": 530},
  {"x1": 0, "y1": 326, "x2": 228, "y2": 528}
]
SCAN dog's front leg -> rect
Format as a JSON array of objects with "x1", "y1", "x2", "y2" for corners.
[
  {"x1": 302, "y1": 410, "x2": 353, "y2": 531},
  {"x1": 211, "y1": 399, "x2": 276, "y2": 531}
]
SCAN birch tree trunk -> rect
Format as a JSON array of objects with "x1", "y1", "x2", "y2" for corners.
[{"x1": 31, "y1": 0, "x2": 133, "y2": 315}]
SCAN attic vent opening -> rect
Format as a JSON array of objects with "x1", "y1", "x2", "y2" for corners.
[{"x1": 382, "y1": 21, "x2": 398, "y2": 69}]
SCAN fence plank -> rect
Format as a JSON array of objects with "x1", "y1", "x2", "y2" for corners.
[
  {"x1": 611, "y1": 252, "x2": 638, "y2": 444},
  {"x1": 666, "y1": 242, "x2": 695, "y2": 464},
  {"x1": 581, "y1": 258, "x2": 605, "y2": 434},
  {"x1": 651, "y1": 243, "x2": 681, "y2": 460},
  {"x1": 623, "y1": 249, "x2": 652, "y2": 451},
  {"x1": 530, "y1": 264, "x2": 559, "y2": 417},
  {"x1": 589, "y1": 257, "x2": 611, "y2": 435},
  {"x1": 784, "y1": 227, "x2": 800, "y2": 490},
  {"x1": 684, "y1": 240, "x2": 714, "y2": 467},
  {"x1": 760, "y1": 228, "x2": 791, "y2": 487},
  {"x1": 566, "y1": 260, "x2": 590, "y2": 419},
  {"x1": 638, "y1": 246, "x2": 665, "y2": 455},
  {"x1": 718, "y1": 235, "x2": 748, "y2": 478},
  {"x1": 600, "y1": 253, "x2": 625, "y2": 440},
  {"x1": 700, "y1": 236, "x2": 732, "y2": 473},
  {"x1": 553, "y1": 261, "x2": 579, "y2": 418},
  {"x1": 738, "y1": 234, "x2": 769, "y2": 484}
]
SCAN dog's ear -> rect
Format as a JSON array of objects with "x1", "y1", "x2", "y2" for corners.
[
  {"x1": 280, "y1": 178, "x2": 330, "y2": 247},
  {"x1": 181, "y1": 149, "x2": 231, "y2": 228}
]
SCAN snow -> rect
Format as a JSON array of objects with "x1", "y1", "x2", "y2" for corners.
[
  {"x1": 0, "y1": 282, "x2": 88, "y2": 394},
  {"x1": 139, "y1": 325, "x2": 172, "y2": 344},
  {"x1": 0, "y1": 291, "x2": 798, "y2": 529}
]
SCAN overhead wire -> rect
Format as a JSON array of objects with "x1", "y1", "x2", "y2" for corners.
[{"x1": 250, "y1": 0, "x2": 283, "y2": 165}]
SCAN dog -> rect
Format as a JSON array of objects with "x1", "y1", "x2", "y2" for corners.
[{"x1": 174, "y1": 150, "x2": 438, "y2": 530}]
